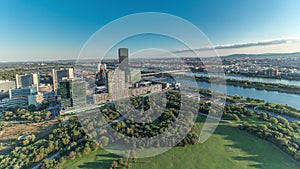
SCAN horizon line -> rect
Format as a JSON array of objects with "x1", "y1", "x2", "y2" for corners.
[{"x1": 1, "y1": 51, "x2": 300, "y2": 63}]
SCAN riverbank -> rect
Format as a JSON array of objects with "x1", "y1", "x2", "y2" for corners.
[
  {"x1": 192, "y1": 76, "x2": 300, "y2": 95},
  {"x1": 193, "y1": 70, "x2": 300, "y2": 81}
]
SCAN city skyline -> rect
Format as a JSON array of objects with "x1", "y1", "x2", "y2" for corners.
[{"x1": 1, "y1": 2, "x2": 300, "y2": 168}]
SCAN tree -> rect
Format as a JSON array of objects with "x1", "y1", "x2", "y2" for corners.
[
  {"x1": 22, "y1": 139, "x2": 30, "y2": 146},
  {"x1": 83, "y1": 144, "x2": 91, "y2": 155},
  {"x1": 62, "y1": 136, "x2": 70, "y2": 146},
  {"x1": 48, "y1": 134, "x2": 54, "y2": 140},
  {"x1": 118, "y1": 158, "x2": 123, "y2": 165},
  {"x1": 28, "y1": 104, "x2": 36, "y2": 112},
  {"x1": 100, "y1": 136, "x2": 109, "y2": 147},
  {"x1": 29, "y1": 134, "x2": 36, "y2": 143},
  {"x1": 246, "y1": 97, "x2": 252, "y2": 102},
  {"x1": 0, "y1": 121, "x2": 4, "y2": 131},
  {"x1": 270, "y1": 117, "x2": 278, "y2": 124},
  {"x1": 277, "y1": 116, "x2": 288, "y2": 124},
  {"x1": 131, "y1": 150, "x2": 137, "y2": 163},
  {"x1": 69, "y1": 151, "x2": 76, "y2": 160},
  {"x1": 111, "y1": 161, "x2": 118, "y2": 168},
  {"x1": 260, "y1": 113, "x2": 268, "y2": 120},
  {"x1": 39, "y1": 101, "x2": 49, "y2": 111}
]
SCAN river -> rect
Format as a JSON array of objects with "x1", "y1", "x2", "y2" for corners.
[
  {"x1": 77, "y1": 66, "x2": 300, "y2": 110},
  {"x1": 168, "y1": 77, "x2": 300, "y2": 110},
  {"x1": 186, "y1": 72, "x2": 300, "y2": 86}
]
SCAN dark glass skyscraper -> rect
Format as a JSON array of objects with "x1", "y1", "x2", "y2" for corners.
[
  {"x1": 60, "y1": 80, "x2": 71, "y2": 108},
  {"x1": 60, "y1": 79, "x2": 86, "y2": 109},
  {"x1": 118, "y1": 48, "x2": 128, "y2": 71}
]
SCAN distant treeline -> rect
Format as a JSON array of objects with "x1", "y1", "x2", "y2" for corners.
[{"x1": 194, "y1": 76, "x2": 300, "y2": 95}]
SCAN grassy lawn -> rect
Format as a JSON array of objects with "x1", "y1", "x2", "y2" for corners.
[
  {"x1": 63, "y1": 118, "x2": 300, "y2": 169},
  {"x1": 130, "y1": 123, "x2": 300, "y2": 169},
  {"x1": 63, "y1": 149, "x2": 119, "y2": 169}
]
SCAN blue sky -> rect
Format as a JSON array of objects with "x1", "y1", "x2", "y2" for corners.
[{"x1": 0, "y1": 0, "x2": 300, "y2": 61}]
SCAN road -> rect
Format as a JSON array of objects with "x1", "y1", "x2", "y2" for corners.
[
  {"x1": 198, "y1": 112, "x2": 236, "y2": 124},
  {"x1": 96, "y1": 115, "x2": 126, "y2": 131}
]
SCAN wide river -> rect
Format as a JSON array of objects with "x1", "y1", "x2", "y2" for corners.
[
  {"x1": 187, "y1": 72, "x2": 300, "y2": 86},
  {"x1": 80, "y1": 67, "x2": 300, "y2": 109},
  {"x1": 170, "y1": 75, "x2": 300, "y2": 110}
]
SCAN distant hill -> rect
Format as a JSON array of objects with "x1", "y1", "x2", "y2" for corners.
[{"x1": 223, "y1": 52, "x2": 300, "y2": 58}]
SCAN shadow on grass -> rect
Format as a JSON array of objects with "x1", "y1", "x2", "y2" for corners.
[
  {"x1": 213, "y1": 124, "x2": 299, "y2": 169},
  {"x1": 78, "y1": 161, "x2": 112, "y2": 169},
  {"x1": 0, "y1": 146, "x2": 14, "y2": 155},
  {"x1": 77, "y1": 152, "x2": 119, "y2": 169},
  {"x1": 215, "y1": 125, "x2": 266, "y2": 168},
  {"x1": 96, "y1": 153, "x2": 119, "y2": 159},
  {"x1": 0, "y1": 138, "x2": 18, "y2": 155},
  {"x1": 32, "y1": 122, "x2": 58, "y2": 139}
]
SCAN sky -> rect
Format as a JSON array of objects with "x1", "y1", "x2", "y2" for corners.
[{"x1": 0, "y1": 0, "x2": 300, "y2": 61}]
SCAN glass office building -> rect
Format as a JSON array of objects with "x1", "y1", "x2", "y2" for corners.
[{"x1": 60, "y1": 79, "x2": 86, "y2": 109}]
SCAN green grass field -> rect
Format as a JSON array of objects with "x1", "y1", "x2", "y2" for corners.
[
  {"x1": 63, "y1": 148, "x2": 119, "y2": 169},
  {"x1": 63, "y1": 118, "x2": 300, "y2": 169}
]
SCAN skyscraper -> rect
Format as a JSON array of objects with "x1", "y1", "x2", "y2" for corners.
[
  {"x1": 95, "y1": 63, "x2": 107, "y2": 86},
  {"x1": 60, "y1": 80, "x2": 71, "y2": 108},
  {"x1": 32, "y1": 73, "x2": 39, "y2": 86},
  {"x1": 60, "y1": 79, "x2": 86, "y2": 109},
  {"x1": 118, "y1": 48, "x2": 128, "y2": 71},
  {"x1": 118, "y1": 48, "x2": 131, "y2": 87},
  {"x1": 105, "y1": 69, "x2": 128, "y2": 100},
  {"x1": 52, "y1": 68, "x2": 74, "y2": 91}
]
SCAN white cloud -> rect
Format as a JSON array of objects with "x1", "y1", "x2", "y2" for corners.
[{"x1": 173, "y1": 38, "x2": 300, "y2": 56}]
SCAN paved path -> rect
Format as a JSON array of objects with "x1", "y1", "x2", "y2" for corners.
[
  {"x1": 253, "y1": 106, "x2": 299, "y2": 122},
  {"x1": 198, "y1": 112, "x2": 236, "y2": 124}
]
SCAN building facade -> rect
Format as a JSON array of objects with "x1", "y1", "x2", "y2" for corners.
[
  {"x1": 118, "y1": 48, "x2": 129, "y2": 71},
  {"x1": 93, "y1": 84, "x2": 162, "y2": 104},
  {"x1": 95, "y1": 63, "x2": 107, "y2": 86},
  {"x1": 52, "y1": 68, "x2": 74, "y2": 91},
  {"x1": 129, "y1": 69, "x2": 141, "y2": 84},
  {"x1": 60, "y1": 79, "x2": 87, "y2": 109},
  {"x1": 106, "y1": 69, "x2": 128, "y2": 100},
  {"x1": 15, "y1": 73, "x2": 39, "y2": 88},
  {"x1": 0, "y1": 80, "x2": 16, "y2": 92},
  {"x1": 8, "y1": 86, "x2": 38, "y2": 107}
]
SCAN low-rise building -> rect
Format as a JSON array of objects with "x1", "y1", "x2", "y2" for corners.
[
  {"x1": 93, "y1": 84, "x2": 162, "y2": 104},
  {"x1": 0, "y1": 80, "x2": 16, "y2": 92}
]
